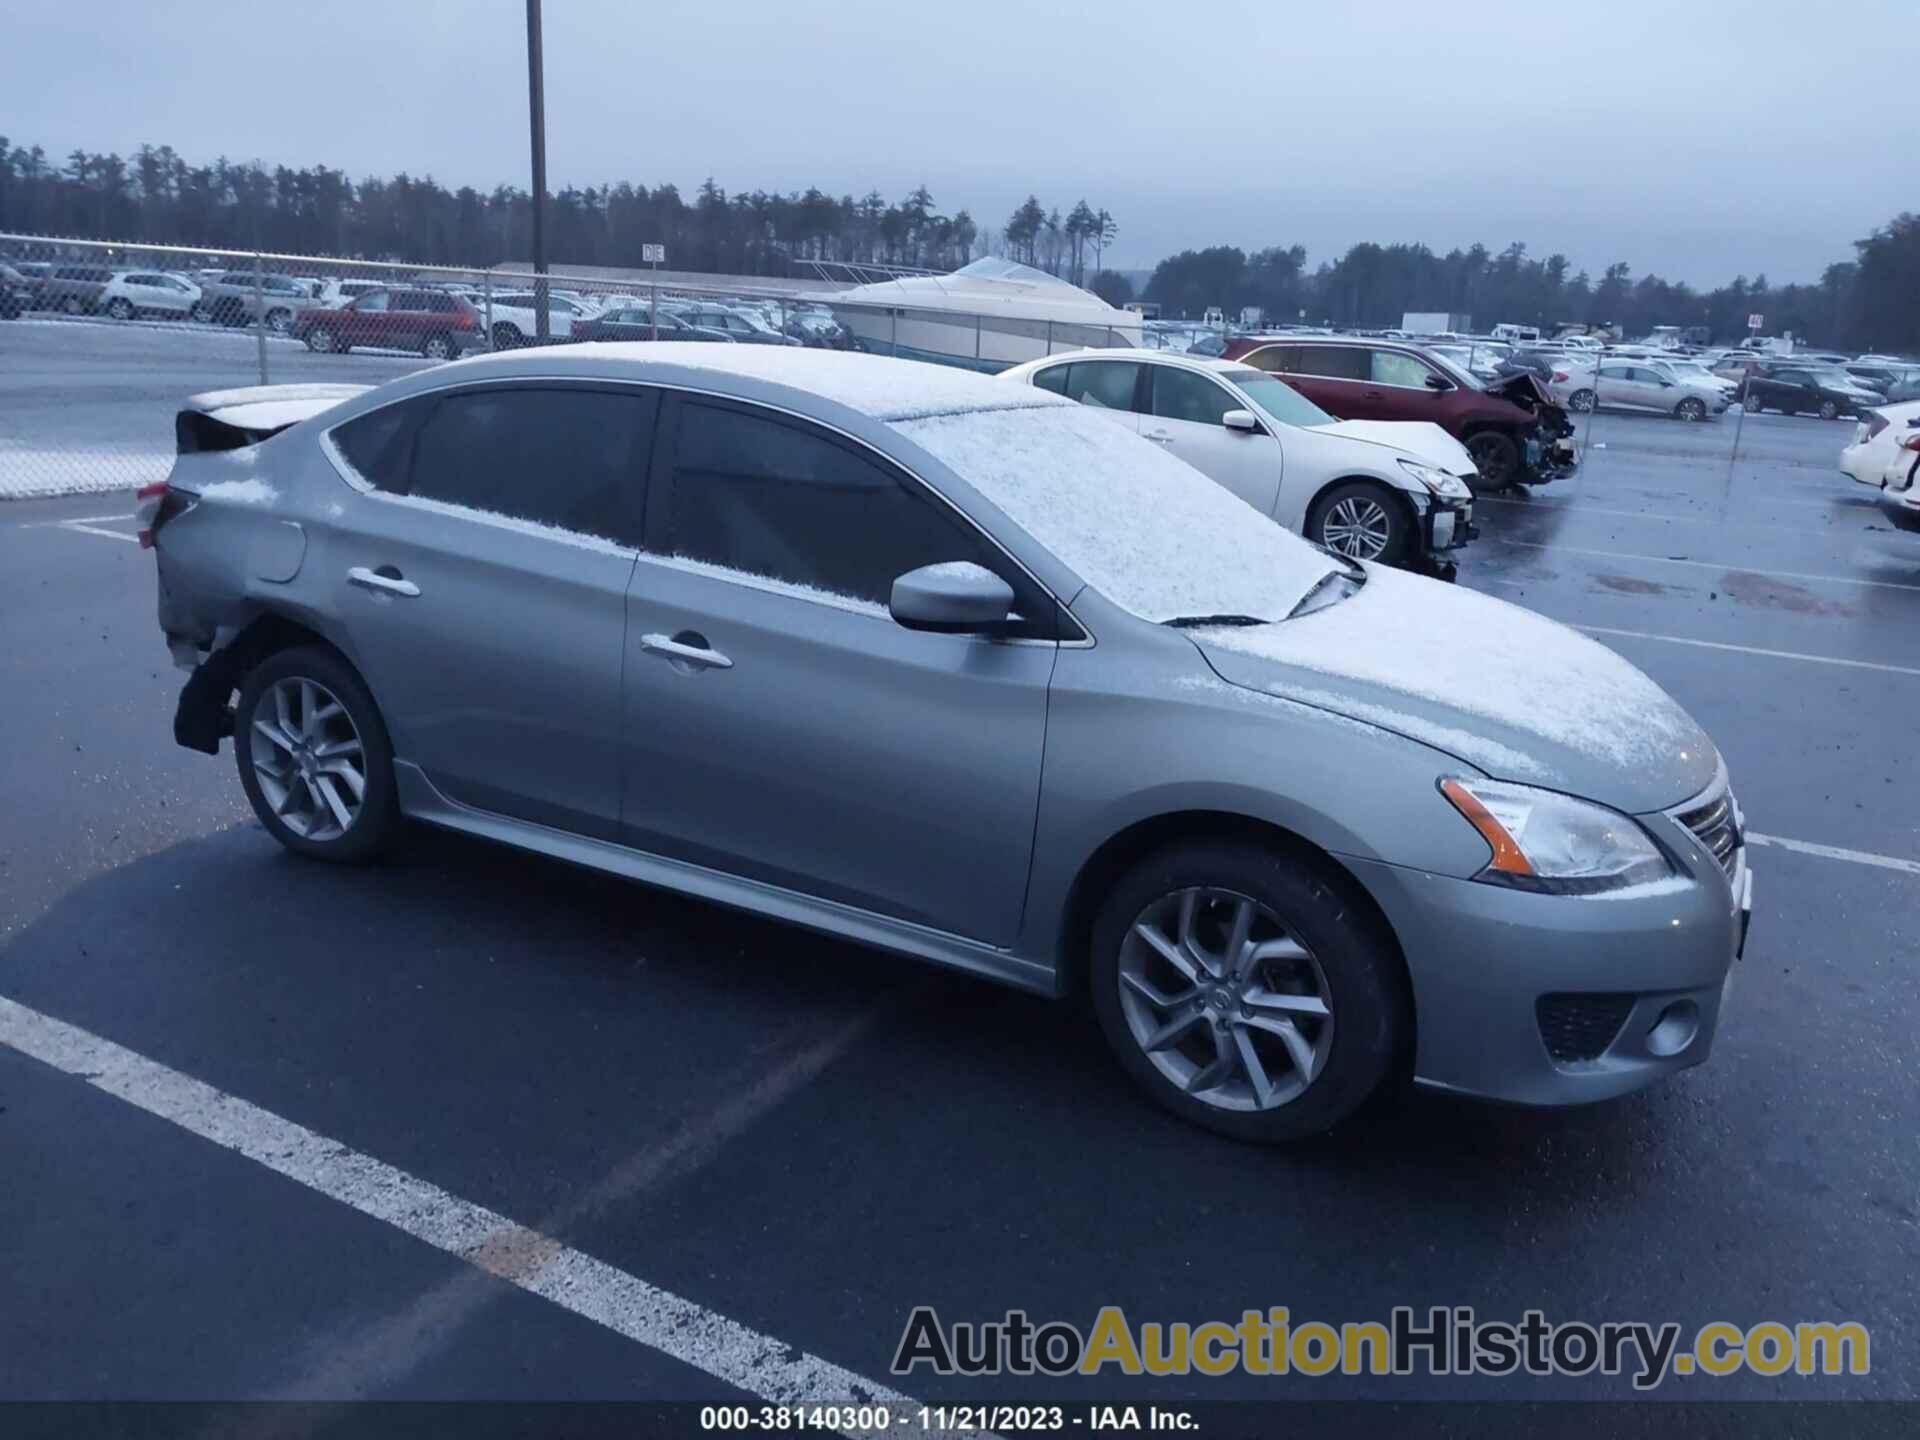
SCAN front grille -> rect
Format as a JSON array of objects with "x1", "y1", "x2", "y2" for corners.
[
  {"x1": 1537, "y1": 993, "x2": 1635, "y2": 1062},
  {"x1": 1676, "y1": 781, "x2": 1742, "y2": 878}
]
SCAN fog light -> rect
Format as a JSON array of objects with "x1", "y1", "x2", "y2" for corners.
[{"x1": 1645, "y1": 1000, "x2": 1700, "y2": 1057}]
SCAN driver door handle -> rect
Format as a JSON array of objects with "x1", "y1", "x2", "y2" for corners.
[
  {"x1": 347, "y1": 565, "x2": 420, "y2": 598},
  {"x1": 640, "y1": 633, "x2": 733, "y2": 671},
  {"x1": 1143, "y1": 429, "x2": 1173, "y2": 443}
]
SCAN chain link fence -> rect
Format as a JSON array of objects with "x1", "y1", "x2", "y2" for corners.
[{"x1": 0, "y1": 231, "x2": 1147, "y2": 500}]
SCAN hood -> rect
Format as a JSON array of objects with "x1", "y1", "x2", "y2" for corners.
[
  {"x1": 1485, "y1": 372, "x2": 1555, "y2": 409},
  {"x1": 1187, "y1": 565, "x2": 1716, "y2": 814},
  {"x1": 1317, "y1": 419, "x2": 1476, "y2": 475}
]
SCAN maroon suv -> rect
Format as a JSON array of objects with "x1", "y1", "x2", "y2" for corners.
[
  {"x1": 293, "y1": 287, "x2": 483, "y2": 361},
  {"x1": 1220, "y1": 335, "x2": 1577, "y2": 490}
]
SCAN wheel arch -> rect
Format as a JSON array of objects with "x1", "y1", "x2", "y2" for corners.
[
  {"x1": 1302, "y1": 472, "x2": 1419, "y2": 537},
  {"x1": 1054, "y1": 808, "x2": 1413, "y2": 1049},
  {"x1": 174, "y1": 609, "x2": 364, "y2": 754}
]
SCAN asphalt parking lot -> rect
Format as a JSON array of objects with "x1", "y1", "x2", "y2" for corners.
[{"x1": 2, "y1": 317, "x2": 1917, "y2": 1417}]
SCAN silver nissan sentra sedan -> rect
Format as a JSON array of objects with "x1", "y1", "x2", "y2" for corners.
[{"x1": 140, "y1": 345, "x2": 1753, "y2": 1142}]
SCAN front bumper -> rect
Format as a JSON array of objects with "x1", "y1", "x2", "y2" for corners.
[{"x1": 1343, "y1": 832, "x2": 1749, "y2": 1107}]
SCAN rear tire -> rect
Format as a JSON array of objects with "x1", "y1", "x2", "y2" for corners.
[
  {"x1": 1463, "y1": 430, "x2": 1521, "y2": 490},
  {"x1": 1089, "y1": 841, "x2": 1407, "y2": 1143},
  {"x1": 1819, "y1": 399, "x2": 1839, "y2": 420},
  {"x1": 1567, "y1": 388, "x2": 1596, "y2": 413},
  {"x1": 234, "y1": 646, "x2": 399, "y2": 865},
  {"x1": 105, "y1": 297, "x2": 135, "y2": 320},
  {"x1": 62, "y1": 295, "x2": 86, "y2": 315},
  {"x1": 1307, "y1": 480, "x2": 1411, "y2": 566},
  {"x1": 491, "y1": 322, "x2": 521, "y2": 350}
]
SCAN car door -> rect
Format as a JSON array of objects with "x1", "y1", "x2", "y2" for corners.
[
  {"x1": 1359, "y1": 348, "x2": 1451, "y2": 423},
  {"x1": 341, "y1": 289, "x2": 389, "y2": 345},
  {"x1": 319, "y1": 382, "x2": 655, "y2": 838},
  {"x1": 1139, "y1": 365, "x2": 1281, "y2": 514},
  {"x1": 1594, "y1": 363, "x2": 1637, "y2": 410},
  {"x1": 620, "y1": 393, "x2": 1059, "y2": 946}
]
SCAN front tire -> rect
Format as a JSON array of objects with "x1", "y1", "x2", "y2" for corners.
[
  {"x1": 305, "y1": 325, "x2": 339, "y2": 354},
  {"x1": 1307, "y1": 480, "x2": 1410, "y2": 566},
  {"x1": 1463, "y1": 430, "x2": 1522, "y2": 490},
  {"x1": 234, "y1": 646, "x2": 399, "y2": 864},
  {"x1": 421, "y1": 331, "x2": 454, "y2": 361},
  {"x1": 265, "y1": 307, "x2": 294, "y2": 334},
  {"x1": 1675, "y1": 397, "x2": 1707, "y2": 422},
  {"x1": 1089, "y1": 842, "x2": 1407, "y2": 1143},
  {"x1": 1818, "y1": 399, "x2": 1840, "y2": 420}
]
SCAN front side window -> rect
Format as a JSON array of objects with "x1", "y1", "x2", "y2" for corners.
[
  {"x1": 1150, "y1": 367, "x2": 1235, "y2": 425},
  {"x1": 1370, "y1": 350, "x2": 1435, "y2": 388},
  {"x1": 1061, "y1": 361, "x2": 1142, "y2": 412},
  {"x1": 354, "y1": 291, "x2": 390, "y2": 313},
  {"x1": 661, "y1": 400, "x2": 999, "y2": 611},
  {"x1": 407, "y1": 387, "x2": 655, "y2": 543}
]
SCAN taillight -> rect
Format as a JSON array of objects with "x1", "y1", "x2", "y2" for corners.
[
  {"x1": 1866, "y1": 413, "x2": 1889, "y2": 440},
  {"x1": 1553, "y1": 370, "x2": 1569, "y2": 383},
  {"x1": 1901, "y1": 433, "x2": 1920, "y2": 453},
  {"x1": 135, "y1": 480, "x2": 169, "y2": 548}
]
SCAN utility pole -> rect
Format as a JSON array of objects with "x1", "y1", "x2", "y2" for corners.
[{"x1": 526, "y1": 0, "x2": 549, "y2": 342}]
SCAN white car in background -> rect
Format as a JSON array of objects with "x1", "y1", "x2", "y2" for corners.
[
  {"x1": 98, "y1": 270, "x2": 201, "y2": 320},
  {"x1": 1840, "y1": 401, "x2": 1920, "y2": 489},
  {"x1": 487, "y1": 292, "x2": 588, "y2": 345},
  {"x1": 314, "y1": 278, "x2": 389, "y2": 309},
  {"x1": 1000, "y1": 349, "x2": 1478, "y2": 573}
]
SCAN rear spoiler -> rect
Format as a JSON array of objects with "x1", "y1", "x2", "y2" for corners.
[{"x1": 176, "y1": 383, "x2": 371, "y2": 454}]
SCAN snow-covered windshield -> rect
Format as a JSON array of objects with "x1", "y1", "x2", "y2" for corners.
[
  {"x1": 894, "y1": 405, "x2": 1339, "y2": 625},
  {"x1": 1220, "y1": 369, "x2": 1335, "y2": 429}
]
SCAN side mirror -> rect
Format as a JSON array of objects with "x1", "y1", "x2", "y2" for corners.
[
  {"x1": 1222, "y1": 408, "x2": 1261, "y2": 433},
  {"x1": 1424, "y1": 374, "x2": 1450, "y2": 391},
  {"x1": 889, "y1": 562, "x2": 1015, "y2": 634}
]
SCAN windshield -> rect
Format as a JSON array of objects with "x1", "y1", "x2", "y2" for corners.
[
  {"x1": 1220, "y1": 369, "x2": 1335, "y2": 428},
  {"x1": 894, "y1": 404, "x2": 1339, "y2": 625},
  {"x1": 1811, "y1": 368, "x2": 1860, "y2": 387},
  {"x1": 1426, "y1": 350, "x2": 1485, "y2": 390}
]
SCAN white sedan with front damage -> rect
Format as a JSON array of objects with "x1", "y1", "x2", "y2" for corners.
[{"x1": 1000, "y1": 349, "x2": 1479, "y2": 576}]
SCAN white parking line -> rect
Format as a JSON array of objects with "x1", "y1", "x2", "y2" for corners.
[
  {"x1": 1493, "y1": 536, "x2": 1920, "y2": 591},
  {"x1": 56, "y1": 522, "x2": 138, "y2": 544},
  {"x1": 1574, "y1": 624, "x2": 1920, "y2": 677},
  {"x1": 1747, "y1": 833, "x2": 1920, "y2": 877},
  {"x1": 0, "y1": 996, "x2": 922, "y2": 1427},
  {"x1": 1489, "y1": 538, "x2": 1920, "y2": 593}
]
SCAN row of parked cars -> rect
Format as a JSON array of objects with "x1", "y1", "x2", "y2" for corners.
[{"x1": 0, "y1": 256, "x2": 853, "y2": 356}]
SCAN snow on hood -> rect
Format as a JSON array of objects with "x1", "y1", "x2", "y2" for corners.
[
  {"x1": 894, "y1": 405, "x2": 1340, "y2": 623},
  {"x1": 1316, "y1": 419, "x2": 1476, "y2": 474},
  {"x1": 1189, "y1": 564, "x2": 1717, "y2": 813}
]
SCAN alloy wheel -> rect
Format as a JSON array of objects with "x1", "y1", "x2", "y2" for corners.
[
  {"x1": 308, "y1": 327, "x2": 336, "y2": 353},
  {"x1": 266, "y1": 308, "x2": 293, "y2": 334},
  {"x1": 1569, "y1": 388, "x2": 1596, "y2": 413},
  {"x1": 1117, "y1": 887, "x2": 1334, "y2": 1112},
  {"x1": 1319, "y1": 496, "x2": 1393, "y2": 560},
  {"x1": 247, "y1": 677, "x2": 367, "y2": 842}
]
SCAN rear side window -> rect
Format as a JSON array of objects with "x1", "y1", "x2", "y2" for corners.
[
  {"x1": 1061, "y1": 361, "x2": 1142, "y2": 412},
  {"x1": 330, "y1": 401, "x2": 420, "y2": 492},
  {"x1": 660, "y1": 400, "x2": 1002, "y2": 610},
  {"x1": 1292, "y1": 346, "x2": 1369, "y2": 380},
  {"x1": 1030, "y1": 365, "x2": 1070, "y2": 395},
  {"x1": 406, "y1": 387, "x2": 655, "y2": 544},
  {"x1": 1240, "y1": 345, "x2": 1301, "y2": 374}
]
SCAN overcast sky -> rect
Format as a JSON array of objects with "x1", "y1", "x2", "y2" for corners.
[{"x1": 4, "y1": 1, "x2": 1906, "y2": 285}]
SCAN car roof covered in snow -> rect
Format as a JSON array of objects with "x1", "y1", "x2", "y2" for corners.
[{"x1": 427, "y1": 342, "x2": 1072, "y2": 422}]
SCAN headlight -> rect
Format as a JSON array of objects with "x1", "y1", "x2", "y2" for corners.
[
  {"x1": 1397, "y1": 458, "x2": 1474, "y2": 501},
  {"x1": 1439, "y1": 777, "x2": 1671, "y2": 894}
]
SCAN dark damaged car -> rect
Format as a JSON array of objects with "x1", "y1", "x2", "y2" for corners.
[{"x1": 1220, "y1": 335, "x2": 1578, "y2": 491}]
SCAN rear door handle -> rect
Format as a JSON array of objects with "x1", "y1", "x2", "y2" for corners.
[
  {"x1": 640, "y1": 632, "x2": 733, "y2": 671},
  {"x1": 347, "y1": 565, "x2": 420, "y2": 598}
]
